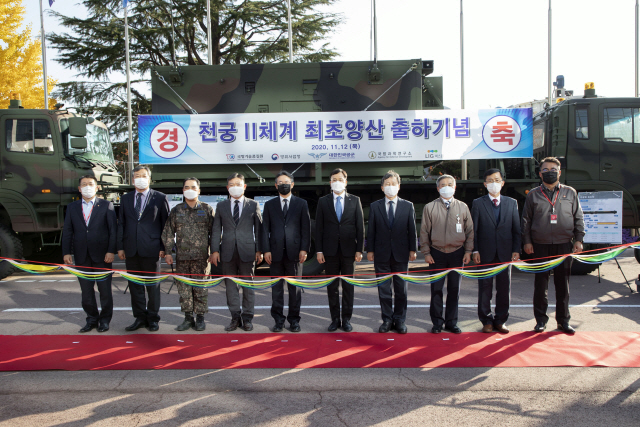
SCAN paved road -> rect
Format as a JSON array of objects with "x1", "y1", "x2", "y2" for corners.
[{"x1": 0, "y1": 255, "x2": 639, "y2": 425}]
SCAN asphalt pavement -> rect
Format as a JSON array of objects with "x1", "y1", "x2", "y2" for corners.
[{"x1": 0, "y1": 254, "x2": 639, "y2": 426}]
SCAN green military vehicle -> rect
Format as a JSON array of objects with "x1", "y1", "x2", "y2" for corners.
[
  {"x1": 148, "y1": 59, "x2": 640, "y2": 275},
  {"x1": 0, "y1": 95, "x2": 122, "y2": 279}
]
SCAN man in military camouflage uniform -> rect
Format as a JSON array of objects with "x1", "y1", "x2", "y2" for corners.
[{"x1": 162, "y1": 177, "x2": 214, "y2": 331}]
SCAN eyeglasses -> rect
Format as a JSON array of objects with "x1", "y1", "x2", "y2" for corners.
[
  {"x1": 485, "y1": 179, "x2": 503, "y2": 184},
  {"x1": 80, "y1": 183, "x2": 96, "y2": 187},
  {"x1": 330, "y1": 178, "x2": 346, "y2": 183},
  {"x1": 541, "y1": 168, "x2": 559, "y2": 173}
]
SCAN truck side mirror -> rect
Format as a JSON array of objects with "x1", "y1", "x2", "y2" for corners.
[
  {"x1": 68, "y1": 117, "x2": 87, "y2": 137},
  {"x1": 70, "y1": 137, "x2": 87, "y2": 149}
]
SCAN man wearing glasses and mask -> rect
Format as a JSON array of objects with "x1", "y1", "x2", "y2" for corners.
[{"x1": 522, "y1": 157, "x2": 585, "y2": 334}]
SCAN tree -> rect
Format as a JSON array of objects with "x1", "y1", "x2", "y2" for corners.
[
  {"x1": 0, "y1": 0, "x2": 56, "y2": 109},
  {"x1": 49, "y1": 0, "x2": 341, "y2": 152}
]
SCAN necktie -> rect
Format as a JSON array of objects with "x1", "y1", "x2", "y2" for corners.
[
  {"x1": 388, "y1": 201, "x2": 394, "y2": 229},
  {"x1": 135, "y1": 193, "x2": 142, "y2": 218},
  {"x1": 335, "y1": 196, "x2": 342, "y2": 222},
  {"x1": 493, "y1": 199, "x2": 499, "y2": 207},
  {"x1": 233, "y1": 200, "x2": 240, "y2": 225},
  {"x1": 283, "y1": 198, "x2": 288, "y2": 218},
  {"x1": 445, "y1": 200, "x2": 450, "y2": 210}
]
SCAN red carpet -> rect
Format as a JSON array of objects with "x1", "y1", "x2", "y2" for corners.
[{"x1": 1, "y1": 332, "x2": 639, "y2": 371}]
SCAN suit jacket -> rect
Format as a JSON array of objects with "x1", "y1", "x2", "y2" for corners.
[
  {"x1": 471, "y1": 194, "x2": 522, "y2": 263},
  {"x1": 261, "y1": 195, "x2": 311, "y2": 263},
  {"x1": 211, "y1": 197, "x2": 263, "y2": 263},
  {"x1": 315, "y1": 192, "x2": 364, "y2": 257},
  {"x1": 62, "y1": 198, "x2": 117, "y2": 265},
  {"x1": 117, "y1": 189, "x2": 170, "y2": 258},
  {"x1": 367, "y1": 197, "x2": 418, "y2": 263}
]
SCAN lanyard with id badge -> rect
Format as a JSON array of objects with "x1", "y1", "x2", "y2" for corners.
[
  {"x1": 456, "y1": 214, "x2": 463, "y2": 233},
  {"x1": 540, "y1": 185, "x2": 560, "y2": 224}
]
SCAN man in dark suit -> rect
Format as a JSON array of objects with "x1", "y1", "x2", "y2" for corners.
[
  {"x1": 262, "y1": 170, "x2": 311, "y2": 333},
  {"x1": 63, "y1": 175, "x2": 117, "y2": 333},
  {"x1": 210, "y1": 173, "x2": 263, "y2": 332},
  {"x1": 117, "y1": 165, "x2": 170, "y2": 332},
  {"x1": 316, "y1": 168, "x2": 364, "y2": 332},
  {"x1": 471, "y1": 168, "x2": 522, "y2": 334},
  {"x1": 367, "y1": 170, "x2": 418, "y2": 334}
]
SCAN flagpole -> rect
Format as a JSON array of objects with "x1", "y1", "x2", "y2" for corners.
[
  {"x1": 460, "y1": 0, "x2": 467, "y2": 180},
  {"x1": 39, "y1": 0, "x2": 49, "y2": 109},
  {"x1": 124, "y1": 2, "x2": 134, "y2": 179},
  {"x1": 636, "y1": 0, "x2": 639, "y2": 97},
  {"x1": 287, "y1": 0, "x2": 293, "y2": 63},
  {"x1": 548, "y1": 0, "x2": 552, "y2": 104},
  {"x1": 207, "y1": 0, "x2": 212, "y2": 64}
]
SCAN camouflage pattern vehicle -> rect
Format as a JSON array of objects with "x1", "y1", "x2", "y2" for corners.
[
  {"x1": 147, "y1": 61, "x2": 639, "y2": 275},
  {"x1": 0, "y1": 95, "x2": 122, "y2": 279}
]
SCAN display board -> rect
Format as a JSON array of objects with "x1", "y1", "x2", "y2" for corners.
[{"x1": 578, "y1": 191, "x2": 623, "y2": 244}]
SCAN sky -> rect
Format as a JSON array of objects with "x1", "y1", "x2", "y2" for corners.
[{"x1": 24, "y1": 0, "x2": 640, "y2": 109}]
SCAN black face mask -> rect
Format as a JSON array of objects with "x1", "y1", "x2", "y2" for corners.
[
  {"x1": 277, "y1": 184, "x2": 291, "y2": 195},
  {"x1": 541, "y1": 171, "x2": 558, "y2": 184}
]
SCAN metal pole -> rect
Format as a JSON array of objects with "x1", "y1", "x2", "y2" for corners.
[
  {"x1": 373, "y1": 0, "x2": 378, "y2": 64},
  {"x1": 636, "y1": 0, "x2": 640, "y2": 97},
  {"x1": 287, "y1": 0, "x2": 293, "y2": 63},
  {"x1": 207, "y1": 0, "x2": 212, "y2": 64},
  {"x1": 124, "y1": 5, "x2": 134, "y2": 179},
  {"x1": 39, "y1": 0, "x2": 49, "y2": 109},
  {"x1": 460, "y1": 0, "x2": 467, "y2": 180},
  {"x1": 548, "y1": 0, "x2": 552, "y2": 104}
]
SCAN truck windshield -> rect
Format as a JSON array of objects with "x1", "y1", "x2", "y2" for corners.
[{"x1": 60, "y1": 119, "x2": 115, "y2": 163}]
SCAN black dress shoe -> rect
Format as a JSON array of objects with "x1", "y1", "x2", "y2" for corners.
[
  {"x1": 225, "y1": 318, "x2": 242, "y2": 332},
  {"x1": 147, "y1": 321, "x2": 159, "y2": 331},
  {"x1": 242, "y1": 321, "x2": 253, "y2": 331},
  {"x1": 534, "y1": 321, "x2": 547, "y2": 332},
  {"x1": 328, "y1": 319, "x2": 341, "y2": 332},
  {"x1": 272, "y1": 324, "x2": 284, "y2": 332},
  {"x1": 431, "y1": 326, "x2": 442, "y2": 334},
  {"x1": 125, "y1": 319, "x2": 147, "y2": 331},
  {"x1": 79, "y1": 322, "x2": 97, "y2": 333},
  {"x1": 195, "y1": 315, "x2": 206, "y2": 331},
  {"x1": 379, "y1": 321, "x2": 392, "y2": 333},
  {"x1": 289, "y1": 322, "x2": 301, "y2": 332},
  {"x1": 557, "y1": 322, "x2": 576, "y2": 334},
  {"x1": 394, "y1": 321, "x2": 408, "y2": 334},
  {"x1": 97, "y1": 322, "x2": 110, "y2": 333},
  {"x1": 444, "y1": 325, "x2": 462, "y2": 334},
  {"x1": 342, "y1": 320, "x2": 353, "y2": 332}
]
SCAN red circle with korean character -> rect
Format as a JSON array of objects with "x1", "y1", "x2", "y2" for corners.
[
  {"x1": 482, "y1": 116, "x2": 522, "y2": 153},
  {"x1": 150, "y1": 121, "x2": 188, "y2": 159}
]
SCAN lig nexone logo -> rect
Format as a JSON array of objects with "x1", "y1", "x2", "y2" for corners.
[{"x1": 482, "y1": 115, "x2": 522, "y2": 153}]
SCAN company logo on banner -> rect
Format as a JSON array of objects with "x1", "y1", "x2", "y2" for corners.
[{"x1": 138, "y1": 109, "x2": 533, "y2": 165}]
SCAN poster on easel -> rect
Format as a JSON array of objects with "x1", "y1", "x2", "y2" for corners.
[{"x1": 578, "y1": 191, "x2": 623, "y2": 244}]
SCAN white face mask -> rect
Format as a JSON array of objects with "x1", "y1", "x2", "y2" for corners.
[
  {"x1": 134, "y1": 177, "x2": 149, "y2": 190},
  {"x1": 331, "y1": 181, "x2": 346, "y2": 194},
  {"x1": 81, "y1": 186, "x2": 96, "y2": 199},
  {"x1": 439, "y1": 186, "x2": 455, "y2": 199},
  {"x1": 383, "y1": 185, "x2": 399, "y2": 197},
  {"x1": 228, "y1": 186, "x2": 244, "y2": 198},
  {"x1": 486, "y1": 182, "x2": 502, "y2": 195},
  {"x1": 183, "y1": 189, "x2": 198, "y2": 200}
]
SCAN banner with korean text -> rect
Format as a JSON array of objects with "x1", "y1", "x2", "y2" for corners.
[{"x1": 138, "y1": 108, "x2": 533, "y2": 164}]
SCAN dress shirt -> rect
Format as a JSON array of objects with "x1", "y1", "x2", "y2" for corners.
[
  {"x1": 490, "y1": 194, "x2": 501, "y2": 206},
  {"x1": 385, "y1": 196, "x2": 398, "y2": 215},
  {"x1": 82, "y1": 197, "x2": 96, "y2": 226},
  {"x1": 279, "y1": 194, "x2": 292, "y2": 211},
  {"x1": 333, "y1": 192, "x2": 345, "y2": 215},
  {"x1": 134, "y1": 188, "x2": 151, "y2": 211},
  {"x1": 230, "y1": 196, "x2": 245, "y2": 217}
]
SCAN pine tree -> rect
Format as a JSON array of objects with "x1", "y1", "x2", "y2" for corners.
[
  {"x1": 0, "y1": 0, "x2": 56, "y2": 109},
  {"x1": 49, "y1": 0, "x2": 341, "y2": 147}
]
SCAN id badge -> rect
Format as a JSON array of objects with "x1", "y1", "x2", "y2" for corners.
[
  {"x1": 456, "y1": 223, "x2": 463, "y2": 233},
  {"x1": 550, "y1": 214, "x2": 558, "y2": 224}
]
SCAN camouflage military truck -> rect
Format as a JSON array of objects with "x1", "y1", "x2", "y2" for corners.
[
  {"x1": 148, "y1": 60, "x2": 640, "y2": 275},
  {"x1": 0, "y1": 95, "x2": 122, "y2": 279}
]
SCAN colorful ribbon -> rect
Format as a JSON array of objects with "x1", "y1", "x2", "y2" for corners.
[{"x1": 2, "y1": 242, "x2": 639, "y2": 289}]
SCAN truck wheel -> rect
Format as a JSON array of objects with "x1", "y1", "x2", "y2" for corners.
[
  {"x1": 301, "y1": 219, "x2": 325, "y2": 276},
  {"x1": 0, "y1": 223, "x2": 23, "y2": 280}
]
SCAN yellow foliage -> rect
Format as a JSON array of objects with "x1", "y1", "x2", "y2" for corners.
[{"x1": 0, "y1": 0, "x2": 57, "y2": 109}]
